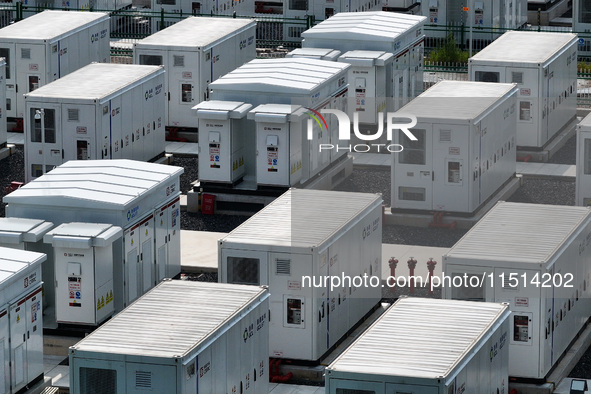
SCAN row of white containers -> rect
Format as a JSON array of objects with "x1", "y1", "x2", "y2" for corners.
[{"x1": 3, "y1": 160, "x2": 184, "y2": 328}]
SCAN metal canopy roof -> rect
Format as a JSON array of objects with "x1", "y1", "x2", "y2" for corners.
[
  {"x1": 0, "y1": 10, "x2": 108, "y2": 41},
  {"x1": 327, "y1": 297, "x2": 509, "y2": 379},
  {"x1": 445, "y1": 202, "x2": 591, "y2": 264},
  {"x1": 221, "y1": 189, "x2": 382, "y2": 249},
  {"x1": 209, "y1": 58, "x2": 349, "y2": 95},
  {"x1": 135, "y1": 17, "x2": 255, "y2": 49},
  {"x1": 25, "y1": 63, "x2": 164, "y2": 102},
  {"x1": 301, "y1": 11, "x2": 426, "y2": 41},
  {"x1": 3, "y1": 160, "x2": 183, "y2": 210},
  {"x1": 469, "y1": 31, "x2": 577, "y2": 64},
  {"x1": 71, "y1": 281, "x2": 268, "y2": 359},
  {"x1": 0, "y1": 217, "x2": 53, "y2": 243},
  {"x1": 395, "y1": 80, "x2": 517, "y2": 121}
]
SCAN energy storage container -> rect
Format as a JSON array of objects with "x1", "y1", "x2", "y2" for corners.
[
  {"x1": 0, "y1": 247, "x2": 46, "y2": 394},
  {"x1": 574, "y1": 0, "x2": 591, "y2": 56},
  {"x1": 133, "y1": 17, "x2": 256, "y2": 129},
  {"x1": 469, "y1": 31, "x2": 578, "y2": 149},
  {"x1": 0, "y1": 10, "x2": 110, "y2": 121},
  {"x1": 301, "y1": 11, "x2": 426, "y2": 109},
  {"x1": 44, "y1": 223, "x2": 122, "y2": 326},
  {"x1": 24, "y1": 63, "x2": 165, "y2": 182},
  {"x1": 218, "y1": 189, "x2": 383, "y2": 361},
  {"x1": 338, "y1": 50, "x2": 393, "y2": 124},
  {"x1": 208, "y1": 58, "x2": 350, "y2": 187},
  {"x1": 0, "y1": 218, "x2": 54, "y2": 328},
  {"x1": 0, "y1": 59, "x2": 5, "y2": 150},
  {"x1": 3, "y1": 159, "x2": 183, "y2": 316},
  {"x1": 442, "y1": 201, "x2": 591, "y2": 379},
  {"x1": 193, "y1": 100, "x2": 253, "y2": 185},
  {"x1": 248, "y1": 104, "x2": 307, "y2": 187},
  {"x1": 577, "y1": 112, "x2": 591, "y2": 206},
  {"x1": 285, "y1": 48, "x2": 342, "y2": 61},
  {"x1": 391, "y1": 80, "x2": 518, "y2": 214},
  {"x1": 69, "y1": 280, "x2": 269, "y2": 394},
  {"x1": 325, "y1": 297, "x2": 510, "y2": 394}
]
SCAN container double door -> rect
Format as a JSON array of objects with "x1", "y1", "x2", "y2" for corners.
[
  {"x1": 0, "y1": 43, "x2": 46, "y2": 119},
  {"x1": 26, "y1": 103, "x2": 99, "y2": 181},
  {"x1": 9, "y1": 284, "x2": 42, "y2": 394},
  {"x1": 155, "y1": 197, "x2": 181, "y2": 281},
  {"x1": 328, "y1": 379, "x2": 438, "y2": 394},
  {"x1": 138, "y1": 50, "x2": 197, "y2": 128},
  {"x1": 394, "y1": 124, "x2": 471, "y2": 212},
  {"x1": 124, "y1": 215, "x2": 154, "y2": 306}
]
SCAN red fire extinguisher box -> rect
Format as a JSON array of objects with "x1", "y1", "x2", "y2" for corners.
[{"x1": 201, "y1": 194, "x2": 216, "y2": 215}]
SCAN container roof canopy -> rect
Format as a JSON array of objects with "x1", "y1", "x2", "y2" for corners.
[
  {"x1": 301, "y1": 11, "x2": 426, "y2": 42},
  {"x1": 209, "y1": 58, "x2": 349, "y2": 95},
  {"x1": 25, "y1": 63, "x2": 163, "y2": 101},
  {"x1": 328, "y1": 297, "x2": 509, "y2": 379},
  {"x1": 395, "y1": 80, "x2": 517, "y2": 121},
  {"x1": 221, "y1": 189, "x2": 382, "y2": 249},
  {"x1": 445, "y1": 202, "x2": 591, "y2": 263},
  {"x1": 470, "y1": 31, "x2": 577, "y2": 64},
  {"x1": 0, "y1": 10, "x2": 108, "y2": 40},
  {"x1": 71, "y1": 281, "x2": 268, "y2": 358},
  {"x1": 3, "y1": 160, "x2": 183, "y2": 210},
  {"x1": 135, "y1": 17, "x2": 255, "y2": 48}
]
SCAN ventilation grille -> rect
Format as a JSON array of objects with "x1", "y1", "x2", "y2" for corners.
[
  {"x1": 135, "y1": 371, "x2": 152, "y2": 389},
  {"x1": 80, "y1": 367, "x2": 117, "y2": 394},
  {"x1": 439, "y1": 129, "x2": 451, "y2": 142},
  {"x1": 399, "y1": 187, "x2": 425, "y2": 201},
  {"x1": 173, "y1": 55, "x2": 184, "y2": 67},
  {"x1": 276, "y1": 259, "x2": 291, "y2": 275},
  {"x1": 68, "y1": 108, "x2": 79, "y2": 121},
  {"x1": 502, "y1": 275, "x2": 519, "y2": 291},
  {"x1": 21, "y1": 48, "x2": 31, "y2": 59}
]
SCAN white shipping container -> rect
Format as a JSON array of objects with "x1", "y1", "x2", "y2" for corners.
[
  {"x1": 469, "y1": 31, "x2": 578, "y2": 149},
  {"x1": 4, "y1": 160, "x2": 183, "y2": 316},
  {"x1": 134, "y1": 17, "x2": 256, "y2": 129},
  {"x1": 442, "y1": 201, "x2": 591, "y2": 379},
  {"x1": 193, "y1": 100, "x2": 253, "y2": 185},
  {"x1": 0, "y1": 11, "x2": 110, "y2": 120},
  {"x1": 219, "y1": 189, "x2": 383, "y2": 361},
  {"x1": 301, "y1": 11, "x2": 426, "y2": 108},
  {"x1": 0, "y1": 218, "x2": 54, "y2": 329},
  {"x1": 392, "y1": 80, "x2": 518, "y2": 214},
  {"x1": 325, "y1": 297, "x2": 510, "y2": 394},
  {"x1": 208, "y1": 58, "x2": 350, "y2": 187},
  {"x1": 573, "y1": 1, "x2": 591, "y2": 56},
  {"x1": 0, "y1": 247, "x2": 46, "y2": 394},
  {"x1": 24, "y1": 63, "x2": 166, "y2": 182},
  {"x1": 44, "y1": 223, "x2": 122, "y2": 326},
  {"x1": 69, "y1": 280, "x2": 269, "y2": 394},
  {"x1": 248, "y1": 104, "x2": 307, "y2": 187},
  {"x1": 577, "y1": 113, "x2": 591, "y2": 206}
]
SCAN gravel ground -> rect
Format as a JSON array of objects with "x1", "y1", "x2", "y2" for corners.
[{"x1": 549, "y1": 134, "x2": 576, "y2": 165}]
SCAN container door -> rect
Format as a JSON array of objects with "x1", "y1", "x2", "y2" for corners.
[
  {"x1": 155, "y1": 203, "x2": 169, "y2": 282},
  {"x1": 16, "y1": 43, "x2": 44, "y2": 118},
  {"x1": 167, "y1": 51, "x2": 197, "y2": 128},
  {"x1": 393, "y1": 124, "x2": 433, "y2": 210},
  {"x1": 139, "y1": 215, "x2": 155, "y2": 294},
  {"x1": 256, "y1": 123, "x2": 289, "y2": 187},
  {"x1": 432, "y1": 126, "x2": 470, "y2": 212},
  {"x1": 0, "y1": 44, "x2": 15, "y2": 119},
  {"x1": 9, "y1": 298, "x2": 27, "y2": 392},
  {"x1": 0, "y1": 307, "x2": 8, "y2": 394},
  {"x1": 26, "y1": 104, "x2": 61, "y2": 182},
  {"x1": 221, "y1": 249, "x2": 268, "y2": 286},
  {"x1": 24, "y1": 286, "x2": 43, "y2": 386},
  {"x1": 136, "y1": 51, "x2": 167, "y2": 122},
  {"x1": 124, "y1": 225, "x2": 140, "y2": 306},
  {"x1": 328, "y1": 379, "x2": 384, "y2": 394},
  {"x1": 61, "y1": 105, "x2": 97, "y2": 162},
  {"x1": 506, "y1": 67, "x2": 537, "y2": 147},
  {"x1": 166, "y1": 197, "x2": 181, "y2": 278}
]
